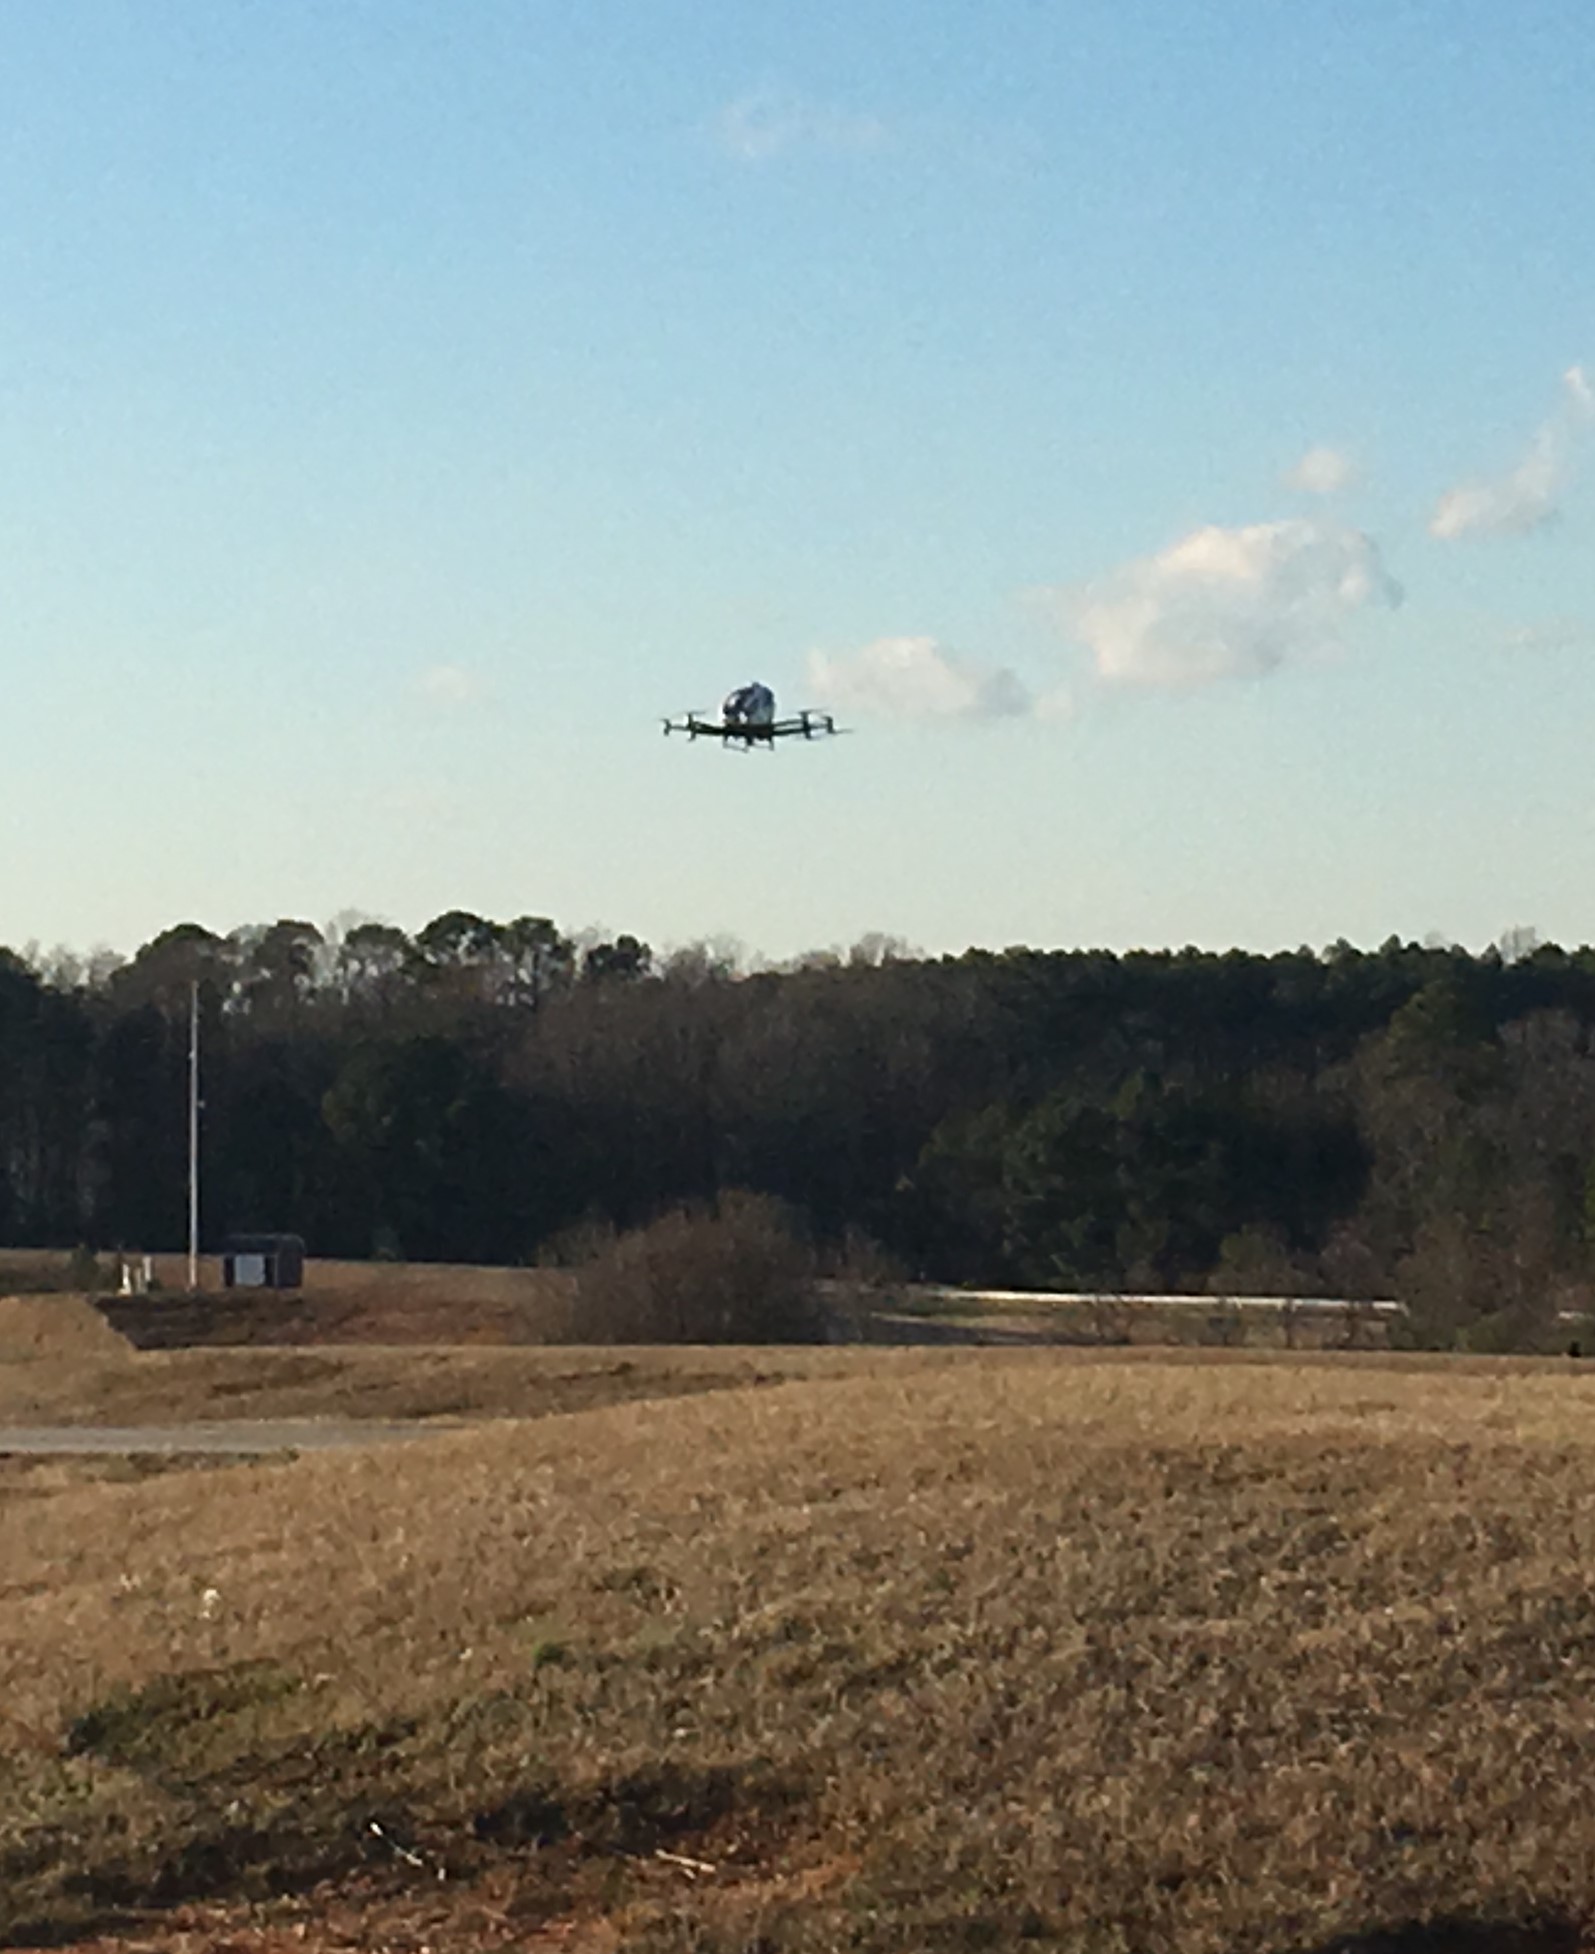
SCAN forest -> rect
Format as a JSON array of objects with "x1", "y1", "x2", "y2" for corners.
[{"x1": 5, "y1": 912, "x2": 1595, "y2": 1348}]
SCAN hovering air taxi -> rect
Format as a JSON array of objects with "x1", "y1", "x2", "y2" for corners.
[{"x1": 663, "y1": 682, "x2": 845, "y2": 749}]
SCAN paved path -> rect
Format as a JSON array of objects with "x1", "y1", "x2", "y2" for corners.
[{"x1": 0, "y1": 1420, "x2": 460, "y2": 1455}]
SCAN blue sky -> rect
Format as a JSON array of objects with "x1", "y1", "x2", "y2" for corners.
[{"x1": 4, "y1": 0, "x2": 1594, "y2": 962}]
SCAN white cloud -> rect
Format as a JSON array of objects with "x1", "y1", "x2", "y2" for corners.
[
  {"x1": 1055, "y1": 519, "x2": 1402, "y2": 690},
  {"x1": 806, "y1": 635, "x2": 1063, "y2": 722},
  {"x1": 1429, "y1": 365, "x2": 1593, "y2": 541},
  {"x1": 1429, "y1": 433, "x2": 1562, "y2": 540},
  {"x1": 715, "y1": 89, "x2": 888, "y2": 163},
  {"x1": 1283, "y1": 445, "x2": 1359, "y2": 496},
  {"x1": 414, "y1": 663, "x2": 484, "y2": 705}
]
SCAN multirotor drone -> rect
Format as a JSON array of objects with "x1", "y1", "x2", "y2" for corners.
[{"x1": 663, "y1": 682, "x2": 846, "y2": 750}]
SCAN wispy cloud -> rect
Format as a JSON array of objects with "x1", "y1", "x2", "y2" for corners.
[
  {"x1": 1052, "y1": 519, "x2": 1402, "y2": 690},
  {"x1": 715, "y1": 89, "x2": 888, "y2": 163},
  {"x1": 806, "y1": 635, "x2": 1066, "y2": 722},
  {"x1": 1283, "y1": 445, "x2": 1359, "y2": 496},
  {"x1": 1500, "y1": 616, "x2": 1595, "y2": 654},
  {"x1": 414, "y1": 663, "x2": 485, "y2": 705},
  {"x1": 1429, "y1": 365, "x2": 1593, "y2": 541}
]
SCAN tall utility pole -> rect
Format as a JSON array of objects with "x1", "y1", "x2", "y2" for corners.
[{"x1": 187, "y1": 980, "x2": 200, "y2": 1294}]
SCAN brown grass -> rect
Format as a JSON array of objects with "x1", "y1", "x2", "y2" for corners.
[
  {"x1": 0, "y1": 1307, "x2": 942, "y2": 1429},
  {"x1": 8, "y1": 1351, "x2": 1595, "y2": 1949},
  {"x1": 0, "y1": 1294, "x2": 140, "y2": 1366}
]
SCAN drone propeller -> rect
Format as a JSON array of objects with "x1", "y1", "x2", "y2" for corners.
[{"x1": 663, "y1": 704, "x2": 848, "y2": 746}]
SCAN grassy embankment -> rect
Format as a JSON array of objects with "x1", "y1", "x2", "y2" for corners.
[
  {"x1": 7, "y1": 1349, "x2": 1595, "y2": 1951},
  {"x1": 0, "y1": 1288, "x2": 889, "y2": 1429}
]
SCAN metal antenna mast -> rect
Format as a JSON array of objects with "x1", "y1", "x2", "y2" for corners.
[{"x1": 187, "y1": 980, "x2": 200, "y2": 1294}]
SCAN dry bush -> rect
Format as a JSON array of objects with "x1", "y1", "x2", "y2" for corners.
[
  {"x1": 1393, "y1": 1217, "x2": 1560, "y2": 1353},
  {"x1": 571, "y1": 1190, "x2": 825, "y2": 1343},
  {"x1": 533, "y1": 1213, "x2": 620, "y2": 1268},
  {"x1": 815, "y1": 1226, "x2": 911, "y2": 1343},
  {"x1": 824, "y1": 1225, "x2": 907, "y2": 1292}
]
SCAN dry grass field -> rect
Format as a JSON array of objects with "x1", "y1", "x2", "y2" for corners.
[
  {"x1": 0, "y1": 1290, "x2": 897, "y2": 1428},
  {"x1": 7, "y1": 1346, "x2": 1595, "y2": 1952}
]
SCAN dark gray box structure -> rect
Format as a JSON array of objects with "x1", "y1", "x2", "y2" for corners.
[{"x1": 221, "y1": 1233, "x2": 306, "y2": 1291}]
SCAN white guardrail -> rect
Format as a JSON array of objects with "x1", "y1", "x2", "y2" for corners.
[{"x1": 902, "y1": 1286, "x2": 1407, "y2": 1317}]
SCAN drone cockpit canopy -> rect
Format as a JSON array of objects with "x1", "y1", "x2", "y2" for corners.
[{"x1": 722, "y1": 682, "x2": 776, "y2": 728}]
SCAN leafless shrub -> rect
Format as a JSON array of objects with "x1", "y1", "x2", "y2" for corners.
[
  {"x1": 818, "y1": 1227, "x2": 910, "y2": 1342},
  {"x1": 572, "y1": 1190, "x2": 824, "y2": 1343},
  {"x1": 826, "y1": 1225, "x2": 905, "y2": 1292},
  {"x1": 534, "y1": 1214, "x2": 620, "y2": 1269}
]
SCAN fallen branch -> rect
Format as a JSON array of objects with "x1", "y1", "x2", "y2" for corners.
[
  {"x1": 654, "y1": 1847, "x2": 718, "y2": 1878},
  {"x1": 366, "y1": 1818, "x2": 447, "y2": 1880}
]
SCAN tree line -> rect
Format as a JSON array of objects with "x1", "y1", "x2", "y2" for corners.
[{"x1": 6, "y1": 913, "x2": 1595, "y2": 1346}]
